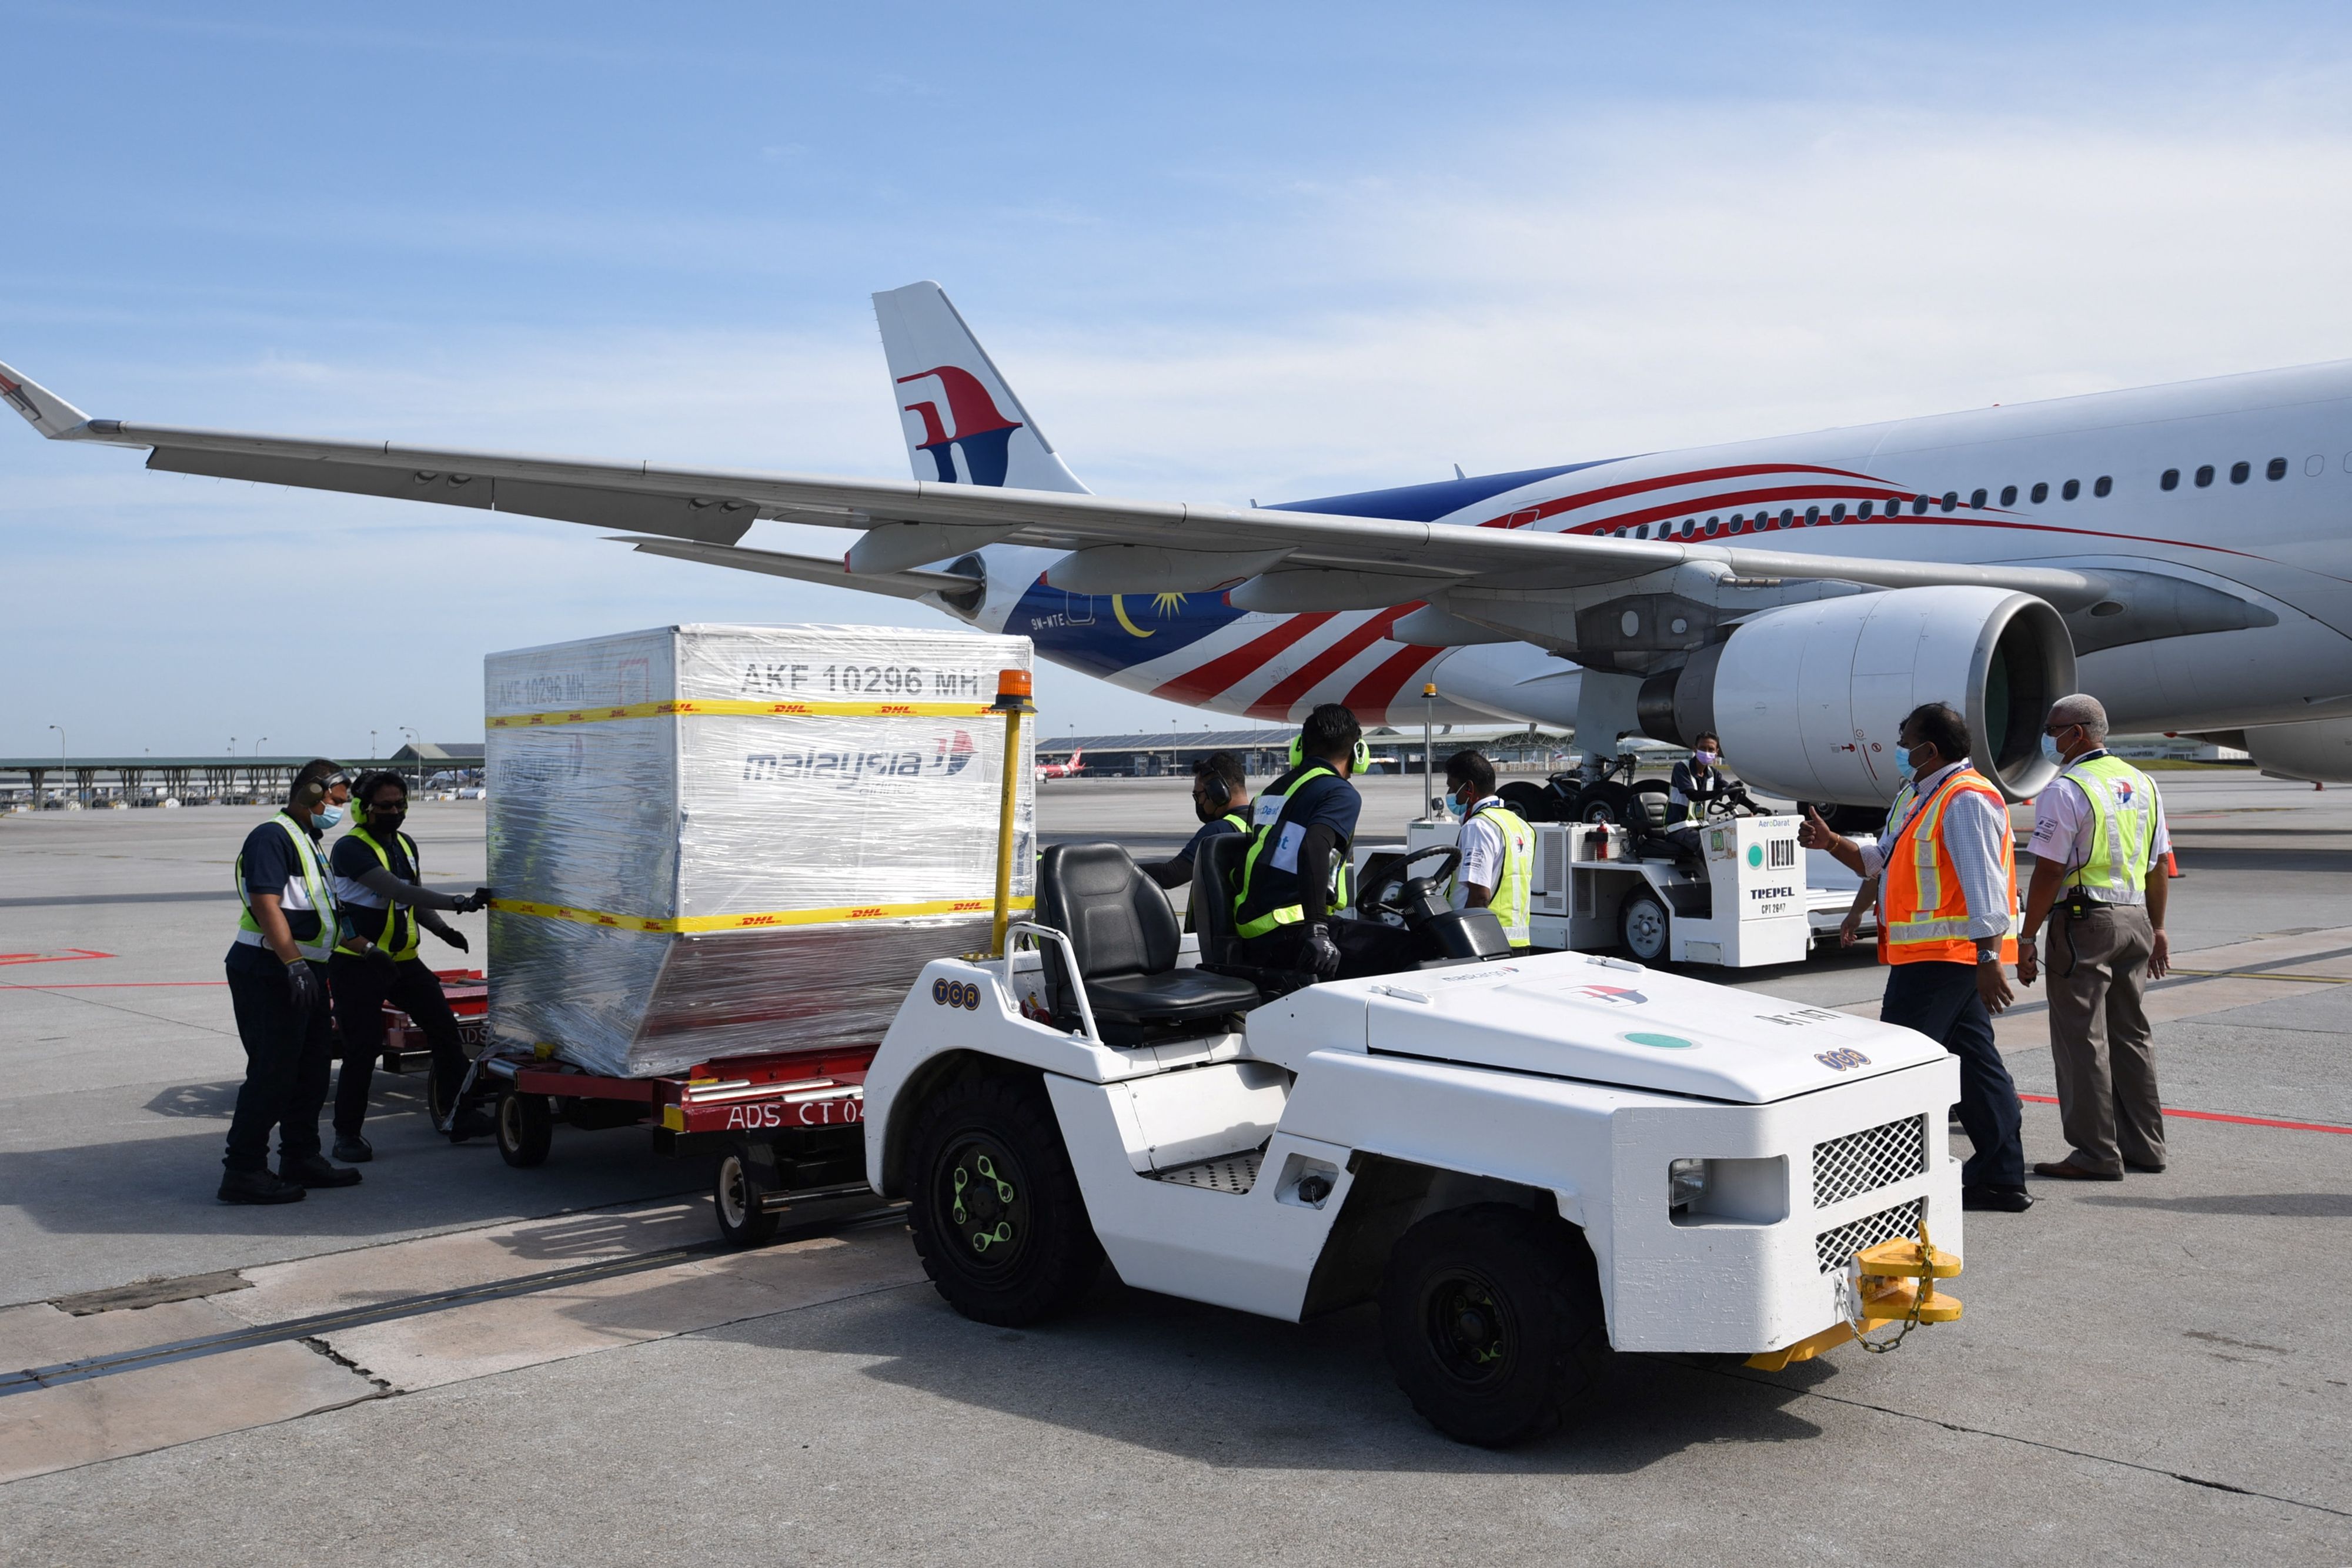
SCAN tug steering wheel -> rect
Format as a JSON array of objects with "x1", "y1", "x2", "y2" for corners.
[{"x1": 1356, "y1": 845, "x2": 1462, "y2": 923}]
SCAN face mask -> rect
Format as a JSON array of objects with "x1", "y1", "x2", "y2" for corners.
[
  {"x1": 370, "y1": 808, "x2": 407, "y2": 833},
  {"x1": 2040, "y1": 733, "x2": 2064, "y2": 764},
  {"x1": 312, "y1": 803, "x2": 345, "y2": 829},
  {"x1": 1692, "y1": 750, "x2": 1717, "y2": 767},
  {"x1": 1894, "y1": 744, "x2": 1918, "y2": 784}
]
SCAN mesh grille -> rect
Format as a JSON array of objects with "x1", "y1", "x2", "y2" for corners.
[
  {"x1": 1815, "y1": 1196, "x2": 1926, "y2": 1275},
  {"x1": 1812, "y1": 1114, "x2": 1927, "y2": 1208},
  {"x1": 1152, "y1": 1151, "x2": 1261, "y2": 1194}
]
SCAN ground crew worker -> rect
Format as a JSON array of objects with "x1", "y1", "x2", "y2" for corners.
[
  {"x1": 1442, "y1": 750, "x2": 1534, "y2": 947},
  {"x1": 2016, "y1": 694, "x2": 2173, "y2": 1182},
  {"x1": 1233, "y1": 703, "x2": 1415, "y2": 979},
  {"x1": 219, "y1": 759, "x2": 362, "y2": 1204},
  {"x1": 1800, "y1": 702, "x2": 2032, "y2": 1214},
  {"x1": 326, "y1": 771, "x2": 495, "y2": 1160},
  {"x1": 1141, "y1": 753, "x2": 1253, "y2": 928}
]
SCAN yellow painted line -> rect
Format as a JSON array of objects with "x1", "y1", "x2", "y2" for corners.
[
  {"x1": 2164, "y1": 968, "x2": 2350, "y2": 985},
  {"x1": 487, "y1": 698, "x2": 998, "y2": 729},
  {"x1": 489, "y1": 895, "x2": 1031, "y2": 933}
]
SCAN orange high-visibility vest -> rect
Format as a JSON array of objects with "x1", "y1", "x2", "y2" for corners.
[{"x1": 1877, "y1": 767, "x2": 2018, "y2": 966}]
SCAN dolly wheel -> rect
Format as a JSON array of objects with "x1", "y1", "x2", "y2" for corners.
[
  {"x1": 1379, "y1": 1204, "x2": 1613, "y2": 1447},
  {"x1": 495, "y1": 1086, "x2": 553, "y2": 1168},
  {"x1": 713, "y1": 1142, "x2": 781, "y2": 1246},
  {"x1": 904, "y1": 1072, "x2": 1102, "y2": 1326},
  {"x1": 1619, "y1": 889, "x2": 1670, "y2": 964}
]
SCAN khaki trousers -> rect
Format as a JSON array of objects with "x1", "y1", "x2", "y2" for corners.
[{"x1": 2044, "y1": 902, "x2": 2165, "y2": 1175}]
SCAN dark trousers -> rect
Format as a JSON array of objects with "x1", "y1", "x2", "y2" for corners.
[
  {"x1": 1881, "y1": 959, "x2": 2025, "y2": 1189},
  {"x1": 329, "y1": 954, "x2": 466, "y2": 1136},
  {"x1": 1238, "y1": 917, "x2": 1421, "y2": 980},
  {"x1": 223, "y1": 958, "x2": 333, "y2": 1172}
]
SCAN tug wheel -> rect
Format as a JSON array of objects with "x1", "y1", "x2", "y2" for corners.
[
  {"x1": 713, "y1": 1141, "x2": 781, "y2": 1246},
  {"x1": 1380, "y1": 1204, "x2": 1613, "y2": 1447},
  {"x1": 495, "y1": 1086, "x2": 553, "y2": 1168},
  {"x1": 904, "y1": 1071, "x2": 1102, "y2": 1326},
  {"x1": 1619, "y1": 889, "x2": 1671, "y2": 964}
]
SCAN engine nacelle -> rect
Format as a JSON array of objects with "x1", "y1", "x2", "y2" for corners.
[
  {"x1": 1640, "y1": 586, "x2": 2076, "y2": 804},
  {"x1": 2241, "y1": 717, "x2": 2352, "y2": 783}
]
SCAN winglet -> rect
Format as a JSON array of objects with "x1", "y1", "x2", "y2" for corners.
[{"x1": 0, "y1": 360, "x2": 94, "y2": 439}]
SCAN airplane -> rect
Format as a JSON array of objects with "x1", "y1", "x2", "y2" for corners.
[
  {"x1": 1037, "y1": 748, "x2": 1086, "y2": 781},
  {"x1": 7, "y1": 281, "x2": 2352, "y2": 817}
]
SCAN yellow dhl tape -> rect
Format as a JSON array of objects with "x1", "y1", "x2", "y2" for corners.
[
  {"x1": 487, "y1": 699, "x2": 1001, "y2": 729},
  {"x1": 489, "y1": 895, "x2": 1034, "y2": 934}
]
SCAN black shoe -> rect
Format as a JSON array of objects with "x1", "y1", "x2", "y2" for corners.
[
  {"x1": 447, "y1": 1109, "x2": 495, "y2": 1143},
  {"x1": 279, "y1": 1154, "x2": 363, "y2": 1188},
  {"x1": 219, "y1": 1168, "x2": 307, "y2": 1205},
  {"x1": 332, "y1": 1134, "x2": 373, "y2": 1164},
  {"x1": 2124, "y1": 1159, "x2": 2166, "y2": 1174},
  {"x1": 1962, "y1": 1184, "x2": 2034, "y2": 1212}
]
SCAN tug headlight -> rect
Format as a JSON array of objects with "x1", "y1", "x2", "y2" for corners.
[
  {"x1": 1668, "y1": 1158, "x2": 1710, "y2": 1212},
  {"x1": 1666, "y1": 1156, "x2": 1790, "y2": 1226}
]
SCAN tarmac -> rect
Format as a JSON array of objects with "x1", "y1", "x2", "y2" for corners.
[{"x1": 2, "y1": 773, "x2": 2348, "y2": 1564}]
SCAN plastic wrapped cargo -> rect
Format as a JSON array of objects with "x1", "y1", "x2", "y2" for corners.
[{"x1": 484, "y1": 624, "x2": 1034, "y2": 1077}]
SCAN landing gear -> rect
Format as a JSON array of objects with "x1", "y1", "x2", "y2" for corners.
[
  {"x1": 1379, "y1": 1204, "x2": 1613, "y2": 1447},
  {"x1": 1499, "y1": 781, "x2": 1559, "y2": 823},
  {"x1": 905, "y1": 1072, "x2": 1102, "y2": 1326},
  {"x1": 1578, "y1": 783, "x2": 1631, "y2": 824}
]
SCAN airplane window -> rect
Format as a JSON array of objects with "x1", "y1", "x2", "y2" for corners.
[
  {"x1": 1730, "y1": 515, "x2": 1747, "y2": 533},
  {"x1": 2000, "y1": 484, "x2": 2018, "y2": 506},
  {"x1": 1940, "y1": 492, "x2": 1959, "y2": 512},
  {"x1": 1858, "y1": 501, "x2": 1874, "y2": 520},
  {"x1": 1969, "y1": 488, "x2": 1986, "y2": 509},
  {"x1": 1705, "y1": 515, "x2": 1720, "y2": 533},
  {"x1": 2094, "y1": 475, "x2": 2113, "y2": 497},
  {"x1": 1830, "y1": 503, "x2": 1846, "y2": 521},
  {"x1": 2030, "y1": 482, "x2": 2049, "y2": 503},
  {"x1": 1804, "y1": 506, "x2": 1820, "y2": 526},
  {"x1": 1780, "y1": 508, "x2": 1796, "y2": 527},
  {"x1": 1913, "y1": 495, "x2": 1929, "y2": 515},
  {"x1": 2267, "y1": 457, "x2": 2287, "y2": 480},
  {"x1": 2161, "y1": 469, "x2": 2180, "y2": 491},
  {"x1": 2230, "y1": 461, "x2": 2250, "y2": 484},
  {"x1": 2195, "y1": 464, "x2": 2214, "y2": 487},
  {"x1": 1682, "y1": 518, "x2": 1695, "y2": 537},
  {"x1": 2062, "y1": 479, "x2": 2080, "y2": 500}
]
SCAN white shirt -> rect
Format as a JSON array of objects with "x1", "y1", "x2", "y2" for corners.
[
  {"x1": 1854, "y1": 758, "x2": 2016, "y2": 949},
  {"x1": 1450, "y1": 795, "x2": 1508, "y2": 910},
  {"x1": 2026, "y1": 750, "x2": 2171, "y2": 901}
]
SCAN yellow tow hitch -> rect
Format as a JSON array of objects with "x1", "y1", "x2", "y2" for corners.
[{"x1": 1745, "y1": 1222, "x2": 1962, "y2": 1372}]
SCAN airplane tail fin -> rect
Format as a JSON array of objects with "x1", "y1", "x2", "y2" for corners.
[
  {"x1": 0, "y1": 360, "x2": 92, "y2": 439},
  {"x1": 871, "y1": 282, "x2": 1088, "y2": 493}
]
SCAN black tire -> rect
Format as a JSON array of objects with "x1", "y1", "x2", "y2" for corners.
[
  {"x1": 1380, "y1": 1203, "x2": 1612, "y2": 1447},
  {"x1": 1619, "y1": 888, "x2": 1670, "y2": 964},
  {"x1": 1499, "y1": 781, "x2": 1554, "y2": 823},
  {"x1": 713, "y1": 1141, "x2": 781, "y2": 1246},
  {"x1": 1578, "y1": 783, "x2": 1631, "y2": 824},
  {"x1": 495, "y1": 1086, "x2": 553, "y2": 1168},
  {"x1": 904, "y1": 1071, "x2": 1102, "y2": 1326}
]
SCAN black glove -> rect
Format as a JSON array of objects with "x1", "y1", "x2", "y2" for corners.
[
  {"x1": 437, "y1": 926, "x2": 470, "y2": 953},
  {"x1": 367, "y1": 942, "x2": 397, "y2": 967},
  {"x1": 1301, "y1": 924, "x2": 1342, "y2": 980},
  {"x1": 459, "y1": 886, "x2": 495, "y2": 914},
  {"x1": 285, "y1": 959, "x2": 322, "y2": 1014}
]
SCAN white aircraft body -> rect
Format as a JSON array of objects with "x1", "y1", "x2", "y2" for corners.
[{"x1": 7, "y1": 282, "x2": 2351, "y2": 803}]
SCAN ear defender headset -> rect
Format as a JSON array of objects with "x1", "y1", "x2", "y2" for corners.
[
  {"x1": 1200, "y1": 770, "x2": 1233, "y2": 811},
  {"x1": 1287, "y1": 734, "x2": 1374, "y2": 771}
]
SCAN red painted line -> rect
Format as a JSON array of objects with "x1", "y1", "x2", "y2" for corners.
[
  {"x1": 1247, "y1": 607, "x2": 1414, "y2": 720},
  {"x1": 0, "y1": 949, "x2": 115, "y2": 967},
  {"x1": 2018, "y1": 1092, "x2": 2352, "y2": 1136},
  {"x1": 0, "y1": 981, "x2": 226, "y2": 989},
  {"x1": 1150, "y1": 611, "x2": 1335, "y2": 706}
]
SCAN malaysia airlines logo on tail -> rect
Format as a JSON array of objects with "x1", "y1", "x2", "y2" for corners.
[{"x1": 897, "y1": 365, "x2": 1024, "y2": 486}]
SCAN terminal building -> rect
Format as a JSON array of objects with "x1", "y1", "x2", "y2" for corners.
[{"x1": 0, "y1": 741, "x2": 485, "y2": 810}]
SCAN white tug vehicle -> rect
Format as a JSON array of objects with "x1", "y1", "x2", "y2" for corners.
[{"x1": 864, "y1": 828, "x2": 1965, "y2": 1447}]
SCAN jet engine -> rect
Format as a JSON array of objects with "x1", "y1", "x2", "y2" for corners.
[
  {"x1": 1638, "y1": 586, "x2": 2076, "y2": 805},
  {"x1": 2239, "y1": 717, "x2": 2352, "y2": 783}
]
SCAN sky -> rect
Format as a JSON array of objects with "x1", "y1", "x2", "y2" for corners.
[{"x1": 9, "y1": 2, "x2": 2352, "y2": 759}]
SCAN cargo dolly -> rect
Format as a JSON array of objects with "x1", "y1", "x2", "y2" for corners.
[{"x1": 437, "y1": 1038, "x2": 877, "y2": 1245}]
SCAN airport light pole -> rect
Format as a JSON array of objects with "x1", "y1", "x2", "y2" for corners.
[
  {"x1": 399, "y1": 726, "x2": 419, "y2": 793},
  {"x1": 47, "y1": 724, "x2": 63, "y2": 808}
]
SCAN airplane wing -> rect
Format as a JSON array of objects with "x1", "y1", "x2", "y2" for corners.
[{"x1": 0, "y1": 357, "x2": 2110, "y2": 613}]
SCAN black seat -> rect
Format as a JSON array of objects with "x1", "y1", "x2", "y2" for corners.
[
  {"x1": 1191, "y1": 831, "x2": 1252, "y2": 968},
  {"x1": 1035, "y1": 844, "x2": 1261, "y2": 1038}
]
